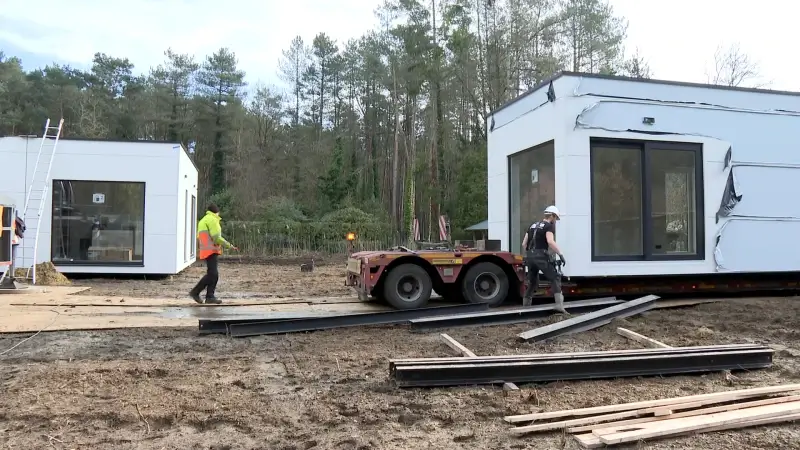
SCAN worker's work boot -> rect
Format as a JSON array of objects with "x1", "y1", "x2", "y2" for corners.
[
  {"x1": 205, "y1": 296, "x2": 222, "y2": 304},
  {"x1": 553, "y1": 293, "x2": 567, "y2": 314},
  {"x1": 189, "y1": 291, "x2": 204, "y2": 304},
  {"x1": 522, "y1": 296, "x2": 532, "y2": 307}
]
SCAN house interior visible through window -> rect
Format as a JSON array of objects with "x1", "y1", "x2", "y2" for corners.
[
  {"x1": 508, "y1": 141, "x2": 555, "y2": 251},
  {"x1": 590, "y1": 139, "x2": 701, "y2": 260},
  {"x1": 51, "y1": 180, "x2": 145, "y2": 264}
]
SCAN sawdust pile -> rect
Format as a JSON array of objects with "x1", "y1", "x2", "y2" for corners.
[{"x1": 14, "y1": 262, "x2": 71, "y2": 285}]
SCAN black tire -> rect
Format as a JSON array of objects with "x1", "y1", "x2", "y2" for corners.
[
  {"x1": 382, "y1": 263, "x2": 433, "y2": 310},
  {"x1": 461, "y1": 262, "x2": 509, "y2": 307}
]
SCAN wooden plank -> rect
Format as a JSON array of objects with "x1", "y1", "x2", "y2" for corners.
[
  {"x1": 578, "y1": 394, "x2": 800, "y2": 435},
  {"x1": 504, "y1": 383, "x2": 800, "y2": 423},
  {"x1": 596, "y1": 401, "x2": 800, "y2": 445},
  {"x1": 0, "y1": 301, "x2": 387, "y2": 333},
  {"x1": 514, "y1": 393, "x2": 800, "y2": 435},
  {"x1": 616, "y1": 327, "x2": 672, "y2": 349},
  {"x1": 510, "y1": 409, "x2": 646, "y2": 434},
  {"x1": 572, "y1": 433, "x2": 603, "y2": 449},
  {"x1": 574, "y1": 412, "x2": 800, "y2": 449},
  {"x1": 440, "y1": 333, "x2": 477, "y2": 357},
  {"x1": 438, "y1": 333, "x2": 519, "y2": 391}
]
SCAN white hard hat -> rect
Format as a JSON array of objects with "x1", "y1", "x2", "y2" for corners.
[{"x1": 544, "y1": 205, "x2": 560, "y2": 217}]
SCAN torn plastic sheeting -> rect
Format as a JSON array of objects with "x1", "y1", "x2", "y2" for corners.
[
  {"x1": 571, "y1": 78, "x2": 800, "y2": 116},
  {"x1": 719, "y1": 165, "x2": 800, "y2": 220},
  {"x1": 575, "y1": 101, "x2": 800, "y2": 165},
  {"x1": 575, "y1": 101, "x2": 724, "y2": 141},
  {"x1": 724, "y1": 146, "x2": 732, "y2": 169},
  {"x1": 716, "y1": 170, "x2": 741, "y2": 220},
  {"x1": 715, "y1": 218, "x2": 800, "y2": 272}
]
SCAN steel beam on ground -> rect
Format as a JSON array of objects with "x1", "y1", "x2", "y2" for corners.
[
  {"x1": 391, "y1": 347, "x2": 774, "y2": 387},
  {"x1": 198, "y1": 311, "x2": 350, "y2": 335},
  {"x1": 517, "y1": 295, "x2": 659, "y2": 342},
  {"x1": 409, "y1": 297, "x2": 621, "y2": 330},
  {"x1": 223, "y1": 303, "x2": 490, "y2": 337},
  {"x1": 389, "y1": 344, "x2": 768, "y2": 369}
]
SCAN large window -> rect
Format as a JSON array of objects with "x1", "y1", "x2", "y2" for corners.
[
  {"x1": 590, "y1": 139, "x2": 704, "y2": 261},
  {"x1": 51, "y1": 180, "x2": 145, "y2": 265},
  {"x1": 509, "y1": 141, "x2": 555, "y2": 251}
]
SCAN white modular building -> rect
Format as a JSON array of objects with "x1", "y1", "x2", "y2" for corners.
[
  {"x1": 0, "y1": 136, "x2": 198, "y2": 275},
  {"x1": 487, "y1": 72, "x2": 800, "y2": 278}
]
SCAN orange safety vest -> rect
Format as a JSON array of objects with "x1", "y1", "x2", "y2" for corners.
[
  {"x1": 197, "y1": 211, "x2": 226, "y2": 260},
  {"x1": 198, "y1": 231, "x2": 221, "y2": 259}
]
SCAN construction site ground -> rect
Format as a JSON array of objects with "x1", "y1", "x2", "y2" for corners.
[{"x1": 1, "y1": 262, "x2": 799, "y2": 449}]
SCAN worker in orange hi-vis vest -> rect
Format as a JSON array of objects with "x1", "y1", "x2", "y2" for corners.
[{"x1": 189, "y1": 203, "x2": 238, "y2": 304}]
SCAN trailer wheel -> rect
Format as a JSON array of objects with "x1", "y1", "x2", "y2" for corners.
[
  {"x1": 383, "y1": 263, "x2": 433, "y2": 310},
  {"x1": 461, "y1": 262, "x2": 509, "y2": 307}
]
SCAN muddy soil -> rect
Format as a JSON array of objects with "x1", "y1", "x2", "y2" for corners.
[
  {"x1": 70, "y1": 261, "x2": 353, "y2": 299},
  {"x1": 1, "y1": 264, "x2": 799, "y2": 449}
]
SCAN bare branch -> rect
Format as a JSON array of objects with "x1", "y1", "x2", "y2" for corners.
[{"x1": 708, "y1": 43, "x2": 763, "y2": 88}]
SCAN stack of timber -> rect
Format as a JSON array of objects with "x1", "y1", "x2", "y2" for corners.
[
  {"x1": 389, "y1": 344, "x2": 773, "y2": 388},
  {"x1": 504, "y1": 384, "x2": 800, "y2": 447}
]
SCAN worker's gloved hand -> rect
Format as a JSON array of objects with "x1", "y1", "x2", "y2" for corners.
[{"x1": 558, "y1": 254, "x2": 566, "y2": 266}]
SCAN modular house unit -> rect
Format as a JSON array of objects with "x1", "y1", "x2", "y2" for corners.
[
  {"x1": 0, "y1": 136, "x2": 198, "y2": 275},
  {"x1": 487, "y1": 72, "x2": 800, "y2": 278}
]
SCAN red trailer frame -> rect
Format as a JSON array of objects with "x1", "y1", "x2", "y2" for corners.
[{"x1": 345, "y1": 249, "x2": 526, "y2": 310}]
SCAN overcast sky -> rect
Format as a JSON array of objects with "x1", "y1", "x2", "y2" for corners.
[{"x1": 0, "y1": 0, "x2": 796, "y2": 92}]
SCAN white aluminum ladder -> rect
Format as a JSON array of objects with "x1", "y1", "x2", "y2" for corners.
[{"x1": 19, "y1": 118, "x2": 64, "y2": 285}]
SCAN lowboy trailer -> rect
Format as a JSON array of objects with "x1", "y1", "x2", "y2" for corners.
[
  {"x1": 345, "y1": 248, "x2": 800, "y2": 311},
  {"x1": 345, "y1": 248, "x2": 526, "y2": 310}
]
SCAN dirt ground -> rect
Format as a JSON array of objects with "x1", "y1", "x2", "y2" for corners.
[
  {"x1": 71, "y1": 259, "x2": 354, "y2": 299},
  {"x1": 1, "y1": 263, "x2": 799, "y2": 449}
]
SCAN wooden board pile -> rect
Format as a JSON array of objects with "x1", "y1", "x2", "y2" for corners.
[{"x1": 504, "y1": 384, "x2": 800, "y2": 448}]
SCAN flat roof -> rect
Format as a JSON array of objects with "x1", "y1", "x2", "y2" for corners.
[
  {"x1": 1, "y1": 136, "x2": 197, "y2": 170},
  {"x1": 2, "y1": 135, "x2": 184, "y2": 146},
  {"x1": 491, "y1": 71, "x2": 800, "y2": 116}
]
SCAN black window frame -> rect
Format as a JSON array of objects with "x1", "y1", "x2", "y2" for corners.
[
  {"x1": 50, "y1": 179, "x2": 147, "y2": 267},
  {"x1": 506, "y1": 140, "x2": 556, "y2": 251},
  {"x1": 589, "y1": 138, "x2": 705, "y2": 262},
  {"x1": 190, "y1": 194, "x2": 197, "y2": 258},
  {"x1": 183, "y1": 190, "x2": 189, "y2": 262}
]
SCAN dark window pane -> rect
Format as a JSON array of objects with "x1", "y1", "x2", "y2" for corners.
[
  {"x1": 51, "y1": 181, "x2": 145, "y2": 263},
  {"x1": 591, "y1": 146, "x2": 643, "y2": 257},
  {"x1": 509, "y1": 142, "x2": 555, "y2": 251},
  {"x1": 649, "y1": 149, "x2": 698, "y2": 255},
  {"x1": 0, "y1": 205, "x2": 12, "y2": 263}
]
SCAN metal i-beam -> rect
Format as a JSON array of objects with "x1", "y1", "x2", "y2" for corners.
[
  {"x1": 198, "y1": 311, "x2": 350, "y2": 335},
  {"x1": 389, "y1": 344, "x2": 768, "y2": 369},
  {"x1": 409, "y1": 297, "x2": 621, "y2": 330},
  {"x1": 225, "y1": 303, "x2": 490, "y2": 337},
  {"x1": 517, "y1": 295, "x2": 659, "y2": 341},
  {"x1": 391, "y1": 348, "x2": 774, "y2": 387}
]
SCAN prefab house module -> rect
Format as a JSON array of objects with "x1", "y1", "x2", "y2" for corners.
[
  {"x1": 487, "y1": 72, "x2": 800, "y2": 279},
  {"x1": 0, "y1": 136, "x2": 198, "y2": 275}
]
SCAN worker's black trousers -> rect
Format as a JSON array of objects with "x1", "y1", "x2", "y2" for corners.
[
  {"x1": 522, "y1": 250, "x2": 562, "y2": 299},
  {"x1": 191, "y1": 253, "x2": 219, "y2": 298}
]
